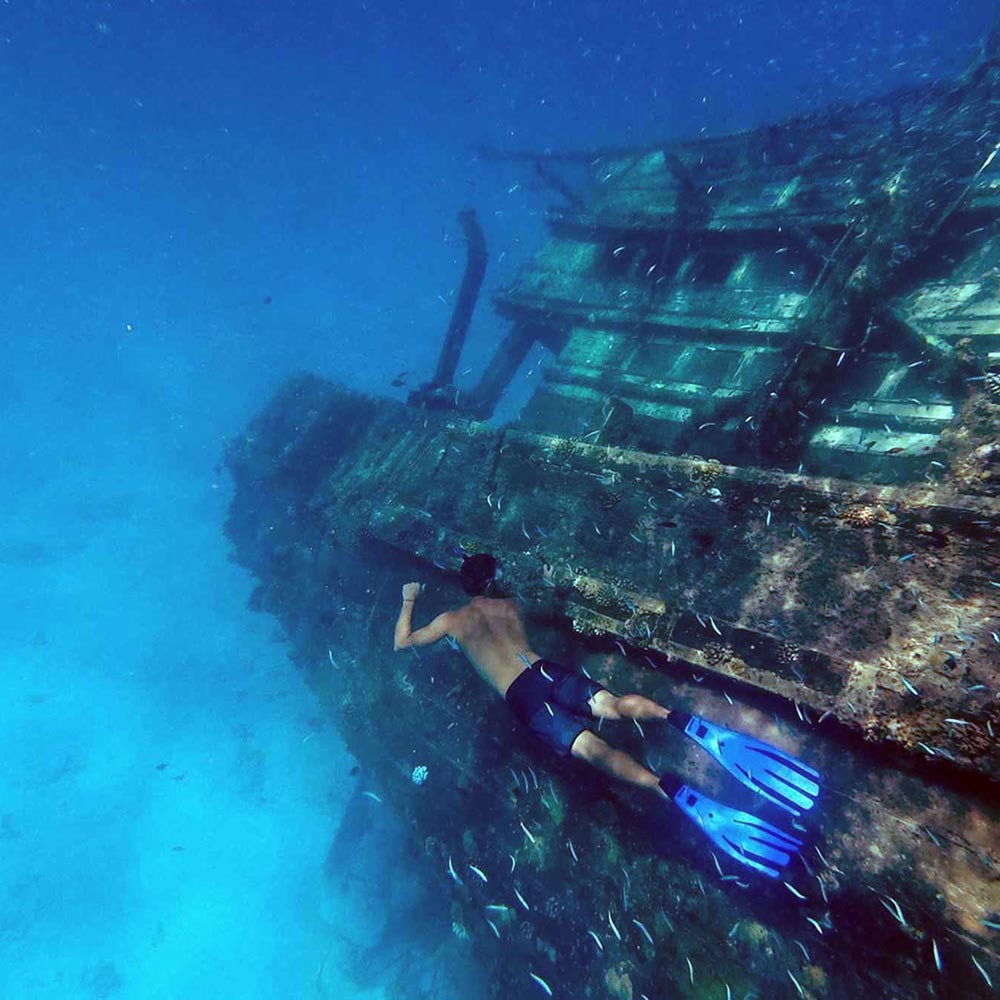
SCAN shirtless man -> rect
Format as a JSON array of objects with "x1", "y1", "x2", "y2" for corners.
[
  {"x1": 392, "y1": 552, "x2": 672, "y2": 799},
  {"x1": 392, "y1": 552, "x2": 818, "y2": 880}
]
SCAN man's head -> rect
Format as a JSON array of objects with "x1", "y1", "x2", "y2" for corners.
[{"x1": 459, "y1": 552, "x2": 500, "y2": 597}]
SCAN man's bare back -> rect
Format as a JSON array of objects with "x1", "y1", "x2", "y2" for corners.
[
  {"x1": 392, "y1": 582, "x2": 537, "y2": 694},
  {"x1": 448, "y1": 596, "x2": 541, "y2": 696}
]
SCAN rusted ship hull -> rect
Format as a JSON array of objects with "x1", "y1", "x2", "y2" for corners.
[
  {"x1": 225, "y1": 42, "x2": 1000, "y2": 1000},
  {"x1": 225, "y1": 376, "x2": 997, "y2": 1000}
]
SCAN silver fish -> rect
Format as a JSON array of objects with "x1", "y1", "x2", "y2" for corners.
[
  {"x1": 972, "y1": 954, "x2": 993, "y2": 988},
  {"x1": 529, "y1": 972, "x2": 552, "y2": 996},
  {"x1": 787, "y1": 970, "x2": 805, "y2": 998},
  {"x1": 632, "y1": 918, "x2": 655, "y2": 946},
  {"x1": 882, "y1": 895, "x2": 906, "y2": 927},
  {"x1": 784, "y1": 882, "x2": 807, "y2": 900}
]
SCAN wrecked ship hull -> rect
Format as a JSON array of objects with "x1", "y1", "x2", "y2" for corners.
[
  {"x1": 225, "y1": 376, "x2": 998, "y2": 1000},
  {"x1": 225, "y1": 45, "x2": 1000, "y2": 1000}
]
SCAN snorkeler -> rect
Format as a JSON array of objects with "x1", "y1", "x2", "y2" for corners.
[{"x1": 392, "y1": 553, "x2": 819, "y2": 879}]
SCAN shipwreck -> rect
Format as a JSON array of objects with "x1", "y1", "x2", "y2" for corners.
[{"x1": 225, "y1": 33, "x2": 1000, "y2": 1000}]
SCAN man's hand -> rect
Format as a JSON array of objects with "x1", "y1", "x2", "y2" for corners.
[{"x1": 402, "y1": 582, "x2": 424, "y2": 602}]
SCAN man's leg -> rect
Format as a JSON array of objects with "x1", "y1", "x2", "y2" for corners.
[
  {"x1": 589, "y1": 688, "x2": 672, "y2": 723},
  {"x1": 569, "y1": 730, "x2": 667, "y2": 798}
]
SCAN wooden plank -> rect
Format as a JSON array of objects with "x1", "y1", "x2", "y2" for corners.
[
  {"x1": 543, "y1": 362, "x2": 748, "y2": 405},
  {"x1": 500, "y1": 282, "x2": 807, "y2": 322}
]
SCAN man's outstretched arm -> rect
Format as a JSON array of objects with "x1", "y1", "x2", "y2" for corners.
[{"x1": 393, "y1": 582, "x2": 454, "y2": 650}]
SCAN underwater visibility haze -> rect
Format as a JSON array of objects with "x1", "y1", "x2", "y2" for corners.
[{"x1": 2, "y1": 1, "x2": 999, "y2": 998}]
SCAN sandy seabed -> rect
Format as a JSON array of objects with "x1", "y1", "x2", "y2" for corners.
[{"x1": 0, "y1": 382, "x2": 389, "y2": 1000}]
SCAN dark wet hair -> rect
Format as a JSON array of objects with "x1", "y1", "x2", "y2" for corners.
[{"x1": 460, "y1": 552, "x2": 499, "y2": 596}]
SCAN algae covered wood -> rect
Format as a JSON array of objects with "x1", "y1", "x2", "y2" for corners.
[
  {"x1": 495, "y1": 47, "x2": 1000, "y2": 482},
  {"x1": 226, "y1": 376, "x2": 999, "y2": 1000},
  {"x1": 224, "y1": 42, "x2": 1000, "y2": 1000}
]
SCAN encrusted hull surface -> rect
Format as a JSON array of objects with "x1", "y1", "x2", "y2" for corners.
[
  {"x1": 224, "y1": 42, "x2": 1000, "y2": 1000},
  {"x1": 225, "y1": 375, "x2": 999, "y2": 1000}
]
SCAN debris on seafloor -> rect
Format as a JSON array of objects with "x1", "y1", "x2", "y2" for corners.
[{"x1": 225, "y1": 31, "x2": 1000, "y2": 1000}]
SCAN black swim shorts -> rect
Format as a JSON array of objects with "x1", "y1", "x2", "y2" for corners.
[{"x1": 505, "y1": 658, "x2": 607, "y2": 756}]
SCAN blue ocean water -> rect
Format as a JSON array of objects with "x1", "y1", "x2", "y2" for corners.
[{"x1": 0, "y1": 2, "x2": 996, "y2": 997}]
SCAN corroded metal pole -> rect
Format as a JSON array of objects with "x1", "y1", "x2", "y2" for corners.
[
  {"x1": 430, "y1": 208, "x2": 488, "y2": 390},
  {"x1": 408, "y1": 209, "x2": 487, "y2": 411},
  {"x1": 465, "y1": 322, "x2": 540, "y2": 420}
]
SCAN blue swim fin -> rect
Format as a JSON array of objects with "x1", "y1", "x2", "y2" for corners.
[
  {"x1": 659, "y1": 773, "x2": 802, "y2": 879},
  {"x1": 668, "y1": 711, "x2": 821, "y2": 817}
]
